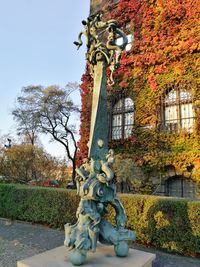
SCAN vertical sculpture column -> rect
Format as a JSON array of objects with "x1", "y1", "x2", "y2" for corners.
[
  {"x1": 88, "y1": 58, "x2": 108, "y2": 160},
  {"x1": 64, "y1": 14, "x2": 136, "y2": 266}
]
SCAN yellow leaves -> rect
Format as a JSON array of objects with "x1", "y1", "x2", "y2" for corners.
[
  {"x1": 195, "y1": 57, "x2": 200, "y2": 72},
  {"x1": 172, "y1": 62, "x2": 185, "y2": 75},
  {"x1": 192, "y1": 160, "x2": 200, "y2": 182},
  {"x1": 132, "y1": 66, "x2": 143, "y2": 77},
  {"x1": 162, "y1": 241, "x2": 183, "y2": 253},
  {"x1": 154, "y1": 211, "x2": 170, "y2": 229},
  {"x1": 187, "y1": 202, "x2": 200, "y2": 237}
]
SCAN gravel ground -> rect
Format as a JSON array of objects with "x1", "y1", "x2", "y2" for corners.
[{"x1": 0, "y1": 218, "x2": 200, "y2": 267}]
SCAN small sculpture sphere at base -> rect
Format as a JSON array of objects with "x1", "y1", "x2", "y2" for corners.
[
  {"x1": 114, "y1": 242, "x2": 129, "y2": 257},
  {"x1": 69, "y1": 250, "x2": 87, "y2": 266}
]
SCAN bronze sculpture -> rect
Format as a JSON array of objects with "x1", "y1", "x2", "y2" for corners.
[{"x1": 64, "y1": 13, "x2": 136, "y2": 266}]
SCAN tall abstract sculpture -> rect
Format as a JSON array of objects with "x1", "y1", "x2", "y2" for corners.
[{"x1": 64, "y1": 13, "x2": 136, "y2": 266}]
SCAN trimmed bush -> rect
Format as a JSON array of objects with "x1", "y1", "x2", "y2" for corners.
[
  {"x1": 0, "y1": 184, "x2": 79, "y2": 227},
  {"x1": 119, "y1": 194, "x2": 200, "y2": 256},
  {"x1": 0, "y1": 184, "x2": 199, "y2": 256}
]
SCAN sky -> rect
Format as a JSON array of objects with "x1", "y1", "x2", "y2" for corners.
[{"x1": 0, "y1": 0, "x2": 90, "y2": 158}]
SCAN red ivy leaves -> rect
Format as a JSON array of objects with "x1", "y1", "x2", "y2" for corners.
[{"x1": 111, "y1": 0, "x2": 200, "y2": 90}]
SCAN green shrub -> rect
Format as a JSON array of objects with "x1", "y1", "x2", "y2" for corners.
[
  {"x1": 0, "y1": 184, "x2": 199, "y2": 256},
  {"x1": 0, "y1": 184, "x2": 79, "y2": 227},
  {"x1": 119, "y1": 195, "x2": 200, "y2": 256}
]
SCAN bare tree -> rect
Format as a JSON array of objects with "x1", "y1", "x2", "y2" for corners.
[{"x1": 12, "y1": 83, "x2": 80, "y2": 183}]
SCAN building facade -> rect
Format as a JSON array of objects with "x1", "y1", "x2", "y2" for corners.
[{"x1": 78, "y1": 0, "x2": 200, "y2": 198}]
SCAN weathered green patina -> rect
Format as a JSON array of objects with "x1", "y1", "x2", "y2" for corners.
[{"x1": 64, "y1": 14, "x2": 136, "y2": 266}]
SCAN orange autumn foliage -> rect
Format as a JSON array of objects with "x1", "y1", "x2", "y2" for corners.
[{"x1": 78, "y1": 0, "x2": 200, "y2": 180}]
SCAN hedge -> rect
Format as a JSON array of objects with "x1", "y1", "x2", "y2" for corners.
[
  {"x1": 0, "y1": 184, "x2": 79, "y2": 227},
  {"x1": 0, "y1": 184, "x2": 200, "y2": 256}
]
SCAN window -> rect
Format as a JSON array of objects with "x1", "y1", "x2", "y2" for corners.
[
  {"x1": 111, "y1": 98, "x2": 134, "y2": 140},
  {"x1": 163, "y1": 87, "x2": 195, "y2": 132},
  {"x1": 165, "y1": 176, "x2": 198, "y2": 199},
  {"x1": 116, "y1": 34, "x2": 133, "y2": 51}
]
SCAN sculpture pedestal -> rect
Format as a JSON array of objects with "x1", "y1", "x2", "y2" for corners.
[{"x1": 17, "y1": 245, "x2": 156, "y2": 267}]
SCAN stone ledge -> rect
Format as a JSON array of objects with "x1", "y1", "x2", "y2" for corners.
[{"x1": 17, "y1": 245, "x2": 156, "y2": 267}]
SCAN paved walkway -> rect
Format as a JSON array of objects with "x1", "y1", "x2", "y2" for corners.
[{"x1": 0, "y1": 219, "x2": 200, "y2": 267}]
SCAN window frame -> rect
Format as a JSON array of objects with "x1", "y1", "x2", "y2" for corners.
[
  {"x1": 110, "y1": 97, "x2": 134, "y2": 140},
  {"x1": 161, "y1": 87, "x2": 195, "y2": 133}
]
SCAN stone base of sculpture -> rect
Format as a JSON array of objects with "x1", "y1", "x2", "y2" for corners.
[{"x1": 17, "y1": 245, "x2": 156, "y2": 267}]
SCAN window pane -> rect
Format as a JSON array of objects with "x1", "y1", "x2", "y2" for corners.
[
  {"x1": 113, "y1": 99, "x2": 123, "y2": 112},
  {"x1": 125, "y1": 43, "x2": 132, "y2": 51},
  {"x1": 112, "y1": 127, "x2": 122, "y2": 140},
  {"x1": 165, "y1": 89, "x2": 177, "y2": 104},
  {"x1": 124, "y1": 125, "x2": 133, "y2": 138},
  {"x1": 165, "y1": 106, "x2": 178, "y2": 122},
  {"x1": 112, "y1": 114, "x2": 123, "y2": 139},
  {"x1": 112, "y1": 114, "x2": 122, "y2": 126},
  {"x1": 163, "y1": 88, "x2": 195, "y2": 133},
  {"x1": 127, "y1": 34, "x2": 133, "y2": 43},
  {"x1": 126, "y1": 34, "x2": 133, "y2": 51},
  {"x1": 111, "y1": 98, "x2": 134, "y2": 140},
  {"x1": 124, "y1": 112, "x2": 134, "y2": 138},
  {"x1": 125, "y1": 98, "x2": 134, "y2": 111},
  {"x1": 115, "y1": 34, "x2": 133, "y2": 51},
  {"x1": 180, "y1": 90, "x2": 192, "y2": 101},
  {"x1": 165, "y1": 106, "x2": 178, "y2": 132},
  {"x1": 125, "y1": 112, "x2": 134, "y2": 125},
  {"x1": 115, "y1": 37, "x2": 123, "y2": 46},
  {"x1": 181, "y1": 103, "x2": 194, "y2": 131},
  {"x1": 181, "y1": 103, "x2": 194, "y2": 119}
]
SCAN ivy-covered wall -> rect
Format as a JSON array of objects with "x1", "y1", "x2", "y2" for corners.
[{"x1": 78, "y1": 0, "x2": 200, "y2": 191}]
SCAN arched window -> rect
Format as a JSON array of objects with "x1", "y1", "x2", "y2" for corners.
[
  {"x1": 163, "y1": 88, "x2": 195, "y2": 132},
  {"x1": 111, "y1": 97, "x2": 134, "y2": 140}
]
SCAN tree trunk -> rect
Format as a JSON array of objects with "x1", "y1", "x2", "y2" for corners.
[{"x1": 71, "y1": 159, "x2": 76, "y2": 187}]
